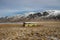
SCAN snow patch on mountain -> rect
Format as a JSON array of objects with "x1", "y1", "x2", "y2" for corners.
[
  {"x1": 24, "y1": 12, "x2": 36, "y2": 16},
  {"x1": 46, "y1": 10, "x2": 60, "y2": 16}
]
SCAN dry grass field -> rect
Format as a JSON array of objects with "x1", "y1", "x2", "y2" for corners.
[
  {"x1": 0, "y1": 23, "x2": 22, "y2": 27},
  {"x1": 0, "y1": 21, "x2": 60, "y2": 40}
]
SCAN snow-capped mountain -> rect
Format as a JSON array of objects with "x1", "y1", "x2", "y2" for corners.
[{"x1": 0, "y1": 10, "x2": 60, "y2": 22}]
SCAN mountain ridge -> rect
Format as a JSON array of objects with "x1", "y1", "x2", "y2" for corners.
[{"x1": 0, "y1": 10, "x2": 60, "y2": 22}]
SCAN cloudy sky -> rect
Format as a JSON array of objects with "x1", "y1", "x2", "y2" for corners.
[{"x1": 0, "y1": 0, "x2": 60, "y2": 16}]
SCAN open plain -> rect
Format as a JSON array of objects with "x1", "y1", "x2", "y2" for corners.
[{"x1": 0, "y1": 21, "x2": 60, "y2": 40}]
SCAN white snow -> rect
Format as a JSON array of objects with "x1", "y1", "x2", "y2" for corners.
[
  {"x1": 24, "y1": 12, "x2": 36, "y2": 16},
  {"x1": 46, "y1": 10, "x2": 60, "y2": 16}
]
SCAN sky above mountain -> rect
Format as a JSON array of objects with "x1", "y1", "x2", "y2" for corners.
[{"x1": 0, "y1": 0, "x2": 60, "y2": 16}]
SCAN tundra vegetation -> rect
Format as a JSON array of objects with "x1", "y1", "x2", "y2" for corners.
[{"x1": 0, "y1": 21, "x2": 60, "y2": 40}]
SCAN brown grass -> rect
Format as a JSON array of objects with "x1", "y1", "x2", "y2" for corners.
[
  {"x1": 0, "y1": 21, "x2": 60, "y2": 40},
  {"x1": 0, "y1": 24, "x2": 22, "y2": 27}
]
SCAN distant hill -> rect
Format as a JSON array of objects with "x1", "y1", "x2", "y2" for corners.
[{"x1": 0, "y1": 10, "x2": 60, "y2": 22}]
